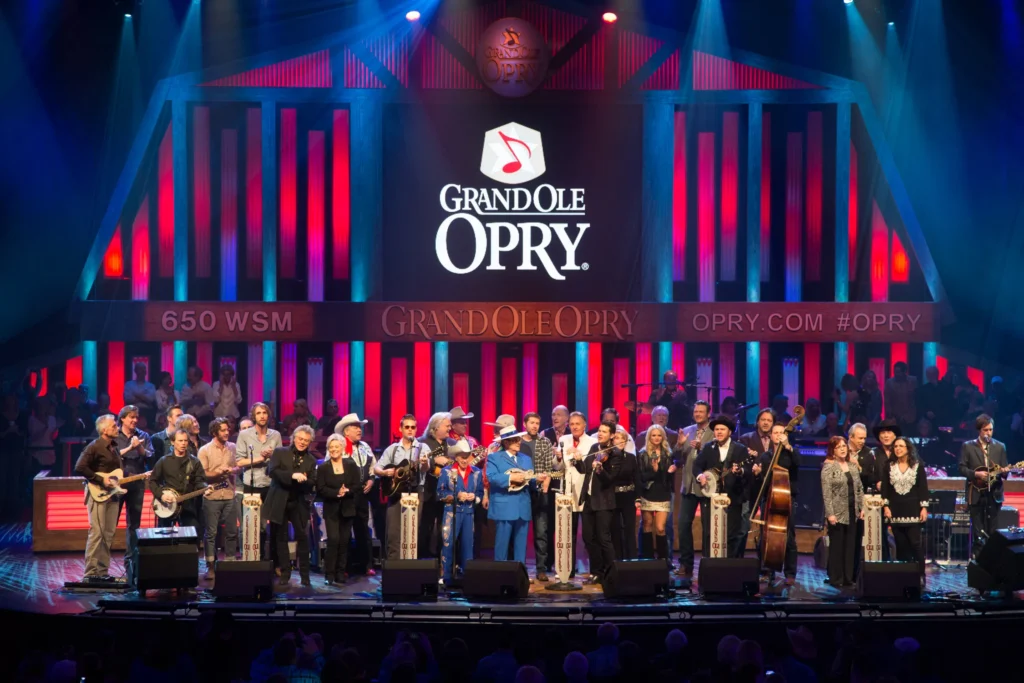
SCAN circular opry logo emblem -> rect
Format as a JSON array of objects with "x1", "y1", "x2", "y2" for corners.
[{"x1": 476, "y1": 18, "x2": 550, "y2": 97}]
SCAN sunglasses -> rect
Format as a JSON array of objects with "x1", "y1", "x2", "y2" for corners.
[{"x1": 401, "y1": 424, "x2": 417, "y2": 430}]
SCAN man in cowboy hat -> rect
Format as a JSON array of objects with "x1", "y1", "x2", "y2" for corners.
[
  {"x1": 449, "y1": 406, "x2": 479, "y2": 450},
  {"x1": 437, "y1": 441, "x2": 484, "y2": 584},
  {"x1": 335, "y1": 413, "x2": 377, "y2": 575},
  {"x1": 694, "y1": 415, "x2": 751, "y2": 558},
  {"x1": 487, "y1": 425, "x2": 549, "y2": 565},
  {"x1": 859, "y1": 418, "x2": 901, "y2": 561}
]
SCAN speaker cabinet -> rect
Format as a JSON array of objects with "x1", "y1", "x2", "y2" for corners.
[
  {"x1": 973, "y1": 527, "x2": 1024, "y2": 591},
  {"x1": 136, "y1": 526, "x2": 198, "y2": 592},
  {"x1": 462, "y1": 560, "x2": 530, "y2": 601},
  {"x1": 858, "y1": 561, "x2": 921, "y2": 600},
  {"x1": 382, "y1": 559, "x2": 439, "y2": 602},
  {"x1": 212, "y1": 560, "x2": 274, "y2": 601},
  {"x1": 698, "y1": 558, "x2": 760, "y2": 599},
  {"x1": 603, "y1": 559, "x2": 670, "y2": 598}
]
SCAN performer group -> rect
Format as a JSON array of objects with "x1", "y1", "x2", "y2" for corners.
[{"x1": 73, "y1": 387, "x2": 1008, "y2": 593}]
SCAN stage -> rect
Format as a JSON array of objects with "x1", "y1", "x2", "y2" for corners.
[{"x1": 1, "y1": 522, "x2": 1016, "y2": 623}]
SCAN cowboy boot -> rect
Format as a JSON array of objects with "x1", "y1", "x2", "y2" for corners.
[
  {"x1": 640, "y1": 532, "x2": 654, "y2": 560},
  {"x1": 655, "y1": 534, "x2": 670, "y2": 569}
]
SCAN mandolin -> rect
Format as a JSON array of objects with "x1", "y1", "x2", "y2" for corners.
[{"x1": 506, "y1": 470, "x2": 564, "y2": 492}]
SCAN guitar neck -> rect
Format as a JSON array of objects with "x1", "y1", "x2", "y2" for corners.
[
  {"x1": 118, "y1": 473, "x2": 149, "y2": 485},
  {"x1": 177, "y1": 486, "x2": 210, "y2": 502}
]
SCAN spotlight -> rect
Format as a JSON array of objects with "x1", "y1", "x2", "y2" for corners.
[
  {"x1": 843, "y1": 0, "x2": 853, "y2": 4},
  {"x1": 888, "y1": 21, "x2": 895, "y2": 26},
  {"x1": 124, "y1": 13, "x2": 132, "y2": 18},
  {"x1": 406, "y1": 10, "x2": 421, "y2": 21},
  {"x1": 602, "y1": 12, "x2": 618, "y2": 23}
]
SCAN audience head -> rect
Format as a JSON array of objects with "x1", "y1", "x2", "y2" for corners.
[
  {"x1": 665, "y1": 628, "x2": 688, "y2": 654},
  {"x1": 651, "y1": 405, "x2": 669, "y2": 426},
  {"x1": 239, "y1": 417, "x2": 254, "y2": 431},
  {"x1": 596, "y1": 621, "x2": 619, "y2": 646},
  {"x1": 514, "y1": 665, "x2": 545, "y2": 683},
  {"x1": 562, "y1": 651, "x2": 588, "y2": 682},
  {"x1": 717, "y1": 634, "x2": 741, "y2": 669}
]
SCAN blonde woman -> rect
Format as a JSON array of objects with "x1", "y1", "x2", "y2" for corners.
[
  {"x1": 821, "y1": 436, "x2": 865, "y2": 588},
  {"x1": 316, "y1": 434, "x2": 360, "y2": 586},
  {"x1": 638, "y1": 425, "x2": 677, "y2": 566}
]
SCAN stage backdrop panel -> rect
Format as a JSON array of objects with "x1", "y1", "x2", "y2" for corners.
[{"x1": 383, "y1": 103, "x2": 642, "y2": 302}]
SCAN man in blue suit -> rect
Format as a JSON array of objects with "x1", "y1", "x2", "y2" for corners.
[
  {"x1": 487, "y1": 425, "x2": 550, "y2": 564},
  {"x1": 437, "y1": 441, "x2": 484, "y2": 584}
]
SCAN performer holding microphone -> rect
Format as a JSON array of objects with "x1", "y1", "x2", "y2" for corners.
[
  {"x1": 557, "y1": 412, "x2": 594, "y2": 579},
  {"x1": 438, "y1": 441, "x2": 484, "y2": 585},
  {"x1": 574, "y1": 421, "x2": 621, "y2": 585},
  {"x1": 694, "y1": 415, "x2": 749, "y2": 558}
]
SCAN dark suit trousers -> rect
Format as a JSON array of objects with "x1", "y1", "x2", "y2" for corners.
[
  {"x1": 677, "y1": 494, "x2": 700, "y2": 572},
  {"x1": 827, "y1": 522, "x2": 857, "y2": 585},
  {"x1": 891, "y1": 524, "x2": 924, "y2": 576},
  {"x1": 419, "y1": 497, "x2": 443, "y2": 559},
  {"x1": 351, "y1": 497, "x2": 372, "y2": 572},
  {"x1": 273, "y1": 499, "x2": 311, "y2": 577},
  {"x1": 970, "y1": 496, "x2": 1002, "y2": 557},
  {"x1": 581, "y1": 509, "x2": 615, "y2": 578},
  {"x1": 611, "y1": 492, "x2": 638, "y2": 560},
  {"x1": 323, "y1": 513, "x2": 355, "y2": 578}
]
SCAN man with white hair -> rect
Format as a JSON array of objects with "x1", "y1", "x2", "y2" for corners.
[
  {"x1": 265, "y1": 425, "x2": 318, "y2": 587},
  {"x1": 419, "y1": 412, "x2": 453, "y2": 559},
  {"x1": 75, "y1": 414, "x2": 136, "y2": 582}
]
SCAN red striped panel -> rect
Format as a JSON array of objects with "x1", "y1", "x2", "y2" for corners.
[
  {"x1": 453, "y1": 373, "x2": 470, "y2": 418},
  {"x1": 442, "y1": 0, "x2": 509, "y2": 55},
  {"x1": 246, "y1": 108, "x2": 262, "y2": 279},
  {"x1": 414, "y1": 343, "x2": 432, "y2": 429},
  {"x1": 193, "y1": 106, "x2": 211, "y2": 278},
  {"x1": 332, "y1": 110, "x2": 351, "y2": 280},
  {"x1": 720, "y1": 112, "x2": 739, "y2": 281},
  {"x1": 66, "y1": 356, "x2": 83, "y2": 389},
  {"x1": 635, "y1": 343, "x2": 652, "y2": 391},
  {"x1": 481, "y1": 343, "x2": 497, "y2": 429},
  {"x1": 343, "y1": 47, "x2": 386, "y2": 89},
  {"x1": 672, "y1": 111, "x2": 687, "y2": 281},
  {"x1": 281, "y1": 344, "x2": 297, "y2": 421},
  {"x1": 697, "y1": 132, "x2": 716, "y2": 301},
  {"x1": 847, "y1": 343, "x2": 857, "y2": 377},
  {"x1": 280, "y1": 109, "x2": 297, "y2": 280},
  {"x1": 967, "y1": 367, "x2": 985, "y2": 392},
  {"x1": 363, "y1": 33, "x2": 410, "y2": 87},
  {"x1": 161, "y1": 342, "x2": 175, "y2": 375},
  {"x1": 522, "y1": 343, "x2": 538, "y2": 414},
  {"x1": 588, "y1": 343, "x2": 603, "y2": 430},
  {"x1": 104, "y1": 225, "x2": 123, "y2": 278},
  {"x1": 502, "y1": 357, "x2": 518, "y2": 419},
  {"x1": 332, "y1": 343, "x2": 349, "y2": 414},
  {"x1": 890, "y1": 343, "x2": 908, "y2": 373},
  {"x1": 47, "y1": 490, "x2": 155, "y2": 531},
  {"x1": 870, "y1": 201, "x2": 889, "y2": 302},
  {"x1": 391, "y1": 357, "x2": 408, "y2": 439},
  {"x1": 759, "y1": 343, "x2": 770, "y2": 412},
  {"x1": 38, "y1": 368, "x2": 47, "y2": 398},
  {"x1": 307, "y1": 130, "x2": 325, "y2": 301},
  {"x1": 618, "y1": 31, "x2": 662, "y2": 87},
  {"x1": 220, "y1": 129, "x2": 239, "y2": 299},
  {"x1": 158, "y1": 124, "x2": 174, "y2": 278},
  {"x1": 785, "y1": 133, "x2": 803, "y2": 301},
  {"x1": 201, "y1": 50, "x2": 332, "y2": 88},
  {"x1": 804, "y1": 343, "x2": 821, "y2": 404},
  {"x1": 643, "y1": 49, "x2": 681, "y2": 90},
  {"x1": 849, "y1": 144, "x2": 858, "y2": 280},
  {"x1": 760, "y1": 113, "x2": 771, "y2": 281},
  {"x1": 672, "y1": 343, "x2": 685, "y2": 382},
  {"x1": 552, "y1": 374, "x2": 568, "y2": 410},
  {"x1": 131, "y1": 196, "x2": 150, "y2": 300},
  {"x1": 891, "y1": 232, "x2": 909, "y2": 283},
  {"x1": 613, "y1": 358, "x2": 630, "y2": 433},
  {"x1": 197, "y1": 343, "x2": 213, "y2": 388},
  {"x1": 718, "y1": 343, "x2": 735, "y2": 408},
  {"x1": 365, "y1": 343, "x2": 382, "y2": 446},
  {"x1": 936, "y1": 355, "x2": 948, "y2": 379},
  {"x1": 692, "y1": 51, "x2": 820, "y2": 90},
  {"x1": 420, "y1": 33, "x2": 481, "y2": 90},
  {"x1": 517, "y1": 0, "x2": 605, "y2": 91},
  {"x1": 806, "y1": 111, "x2": 823, "y2": 281},
  {"x1": 108, "y1": 342, "x2": 125, "y2": 413}
]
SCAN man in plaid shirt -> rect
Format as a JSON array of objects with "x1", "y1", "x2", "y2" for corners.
[{"x1": 521, "y1": 411, "x2": 556, "y2": 581}]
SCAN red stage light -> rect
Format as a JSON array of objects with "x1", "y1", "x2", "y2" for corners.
[{"x1": 602, "y1": 12, "x2": 618, "y2": 23}]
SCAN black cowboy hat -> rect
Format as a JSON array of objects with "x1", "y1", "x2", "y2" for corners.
[
  {"x1": 873, "y1": 418, "x2": 902, "y2": 440},
  {"x1": 707, "y1": 414, "x2": 736, "y2": 433}
]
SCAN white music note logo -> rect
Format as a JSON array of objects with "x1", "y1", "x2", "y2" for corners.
[{"x1": 480, "y1": 122, "x2": 546, "y2": 185}]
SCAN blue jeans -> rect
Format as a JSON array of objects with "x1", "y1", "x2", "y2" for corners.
[{"x1": 533, "y1": 491, "x2": 552, "y2": 570}]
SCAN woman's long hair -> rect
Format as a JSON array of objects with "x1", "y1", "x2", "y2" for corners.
[
  {"x1": 892, "y1": 437, "x2": 919, "y2": 467},
  {"x1": 643, "y1": 425, "x2": 668, "y2": 463}
]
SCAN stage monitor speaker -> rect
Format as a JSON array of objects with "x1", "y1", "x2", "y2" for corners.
[
  {"x1": 603, "y1": 559, "x2": 670, "y2": 599},
  {"x1": 212, "y1": 560, "x2": 274, "y2": 601},
  {"x1": 858, "y1": 562, "x2": 921, "y2": 600},
  {"x1": 382, "y1": 559, "x2": 439, "y2": 602},
  {"x1": 462, "y1": 560, "x2": 530, "y2": 601},
  {"x1": 698, "y1": 558, "x2": 760, "y2": 599},
  {"x1": 974, "y1": 527, "x2": 1024, "y2": 591},
  {"x1": 998, "y1": 507, "x2": 1019, "y2": 529},
  {"x1": 136, "y1": 526, "x2": 198, "y2": 592}
]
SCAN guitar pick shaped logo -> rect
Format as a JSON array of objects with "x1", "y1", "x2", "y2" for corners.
[{"x1": 480, "y1": 122, "x2": 546, "y2": 185}]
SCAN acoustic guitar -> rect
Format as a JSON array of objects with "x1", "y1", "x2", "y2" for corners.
[
  {"x1": 87, "y1": 469, "x2": 151, "y2": 503},
  {"x1": 380, "y1": 444, "x2": 449, "y2": 501}
]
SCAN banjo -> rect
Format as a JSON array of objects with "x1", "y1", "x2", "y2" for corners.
[{"x1": 151, "y1": 481, "x2": 229, "y2": 519}]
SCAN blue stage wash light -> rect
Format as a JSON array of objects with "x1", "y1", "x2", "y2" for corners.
[
  {"x1": 888, "y1": 21, "x2": 895, "y2": 27},
  {"x1": 406, "y1": 10, "x2": 421, "y2": 21},
  {"x1": 844, "y1": 0, "x2": 853, "y2": 5},
  {"x1": 124, "y1": 13, "x2": 132, "y2": 18}
]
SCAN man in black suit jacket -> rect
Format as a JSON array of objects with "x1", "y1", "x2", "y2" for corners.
[
  {"x1": 749, "y1": 423, "x2": 801, "y2": 582},
  {"x1": 573, "y1": 421, "x2": 622, "y2": 583},
  {"x1": 265, "y1": 425, "x2": 318, "y2": 587},
  {"x1": 694, "y1": 415, "x2": 751, "y2": 558},
  {"x1": 959, "y1": 414, "x2": 1010, "y2": 557},
  {"x1": 737, "y1": 409, "x2": 776, "y2": 548}
]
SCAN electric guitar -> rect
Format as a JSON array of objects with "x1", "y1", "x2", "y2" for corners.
[
  {"x1": 87, "y1": 469, "x2": 151, "y2": 503},
  {"x1": 151, "y1": 481, "x2": 230, "y2": 519}
]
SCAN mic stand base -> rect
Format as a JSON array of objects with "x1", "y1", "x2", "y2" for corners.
[{"x1": 545, "y1": 581, "x2": 583, "y2": 592}]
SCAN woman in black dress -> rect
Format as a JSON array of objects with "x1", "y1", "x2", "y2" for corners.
[
  {"x1": 610, "y1": 429, "x2": 641, "y2": 560},
  {"x1": 821, "y1": 436, "x2": 864, "y2": 587},
  {"x1": 882, "y1": 436, "x2": 929, "y2": 580},
  {"x1": 638, "y1": 425, "x2": 677, "y2": 566},
  {"x1": 316, "y1": 434, "x2": 361, "y2": 585}
]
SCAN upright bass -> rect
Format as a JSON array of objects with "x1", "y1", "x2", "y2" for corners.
[{"x1": 749, "y1": 406, "x2": 805, "y2": 574}]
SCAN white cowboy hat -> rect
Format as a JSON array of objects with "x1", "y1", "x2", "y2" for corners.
[
  {"x1": 447, "y1": 440, "x2": 471, "y2": 457},
  {"x1": 335, "y1": 413, "x2": 368, "y2": 434},
  {"x1": 492, "y1": 424, "x2": 529, "y2": 442}
]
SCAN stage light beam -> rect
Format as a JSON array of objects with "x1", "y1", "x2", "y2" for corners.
[
  {"x1": 602, "y1": 12, "x2": 618, "y2": 23},
  {"x1": 844, "y1": 0, "x2": 853, "y2": 5},
  {"x1": 406, "y1": 10, "x2": 421, "y2": 21}
]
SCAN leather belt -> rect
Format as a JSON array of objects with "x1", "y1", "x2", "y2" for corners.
[{"x1": 614, "y1": 484, "x2": 635, "y2": 493}]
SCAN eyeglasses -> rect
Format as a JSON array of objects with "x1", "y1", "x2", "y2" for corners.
[{"x1": 401, "y1": 425, "x2": 417, "y2": 430}]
